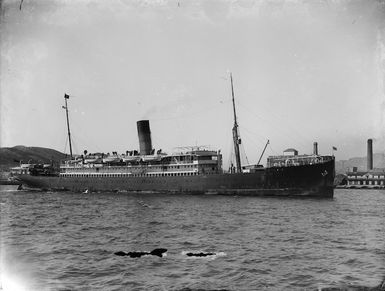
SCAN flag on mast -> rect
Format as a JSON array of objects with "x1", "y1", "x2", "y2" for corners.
[
  {"x1": 64, "y1": 93, "x2": 69, "y2": 99},
  {"x1": 332, "y1": 146, "x2": 337, "y2": 151}
]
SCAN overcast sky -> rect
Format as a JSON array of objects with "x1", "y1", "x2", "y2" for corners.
[{"x1": 1, "y1": 0, "x2": 385, "y2": 166}]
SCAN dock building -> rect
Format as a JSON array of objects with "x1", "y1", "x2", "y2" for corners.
[{"x1": 346, "y1": 139, "x2": 385, "y2": 188}]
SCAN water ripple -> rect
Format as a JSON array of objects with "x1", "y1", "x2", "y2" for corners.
[{"x1": 1, "y1": 189, "x2": 384, "y2": 290}]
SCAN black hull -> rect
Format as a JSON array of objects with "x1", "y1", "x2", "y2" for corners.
[{"x1": 16, "y1": 160, "x2": 334, "y2": 198}]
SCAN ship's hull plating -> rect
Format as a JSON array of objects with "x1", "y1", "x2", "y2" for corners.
[{"x1": 16, "y1": 160, "x2": 335, "y2": 197}]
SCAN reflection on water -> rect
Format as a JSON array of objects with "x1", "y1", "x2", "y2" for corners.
[{"x1": 1, "y1": 189, "x2": 384, "y2": 290}]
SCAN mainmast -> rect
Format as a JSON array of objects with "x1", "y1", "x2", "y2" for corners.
[
  {"x1": 63, "y1": 93, "x2": 73, "y2": 159},
  {"x1": 230, "y1": 73, "x2": 242, "y2": 173}
]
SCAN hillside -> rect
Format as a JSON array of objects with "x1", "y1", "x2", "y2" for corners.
[
  {"x1": 0, "y1": 146, "x2": 66, "y2": 171},
  {"x1": 335, "y1": 153, "x2": 385, "y2": 174}
]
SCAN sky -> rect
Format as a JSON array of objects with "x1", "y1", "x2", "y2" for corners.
[{"x1": 1, "y1": 0, "x2": 385, "y2": 167}]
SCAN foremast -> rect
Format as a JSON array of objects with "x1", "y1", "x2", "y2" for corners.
[
  {"x1": 230, "y1": 73, "x2": 242, "y2": 173},
  {"x1": 63, "y1": 93, "x2": 73, "y2": 159}
]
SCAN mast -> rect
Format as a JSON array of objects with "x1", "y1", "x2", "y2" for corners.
[
  {"x1": 63, "y1": 93, "x2": 73, "y2": 159},
  {"x1": 230, "y1": 73, "x2": 242, "y2": 173}
]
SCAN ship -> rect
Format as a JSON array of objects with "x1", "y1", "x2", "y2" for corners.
[{"x1": 14, "y1": 75, "x2": 335, "y2": 197}]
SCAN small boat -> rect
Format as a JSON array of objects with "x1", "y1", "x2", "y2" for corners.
[{"x1": 0, "y1": 178, "x2": 22, "y2": 191}]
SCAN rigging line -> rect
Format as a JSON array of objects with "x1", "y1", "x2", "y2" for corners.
[
  {"x1": 227, "y1": 137, "x2": 234, "y2": 170},
  {"x1": 63, "y1": 135, "x2": 68, "y2": 155},
  {"x1": 66, "y1": 128, "x2": 87, "y2": 156},
  {"x1": 239, "y1": 126, "x2": 269, "y2": 146},
  {"x1": 150, "y1": 101, "x2": 230, "y2": 122},
  {"x1": 236, "y1": 100, "x2": 298, "y2": 138},
  {"x1": 150, "y1": 132, "x2": 169, "y2": 151},
  {"x1": 256, "y1": 98, "x2": 315, "y2": 138},
  {"x1": 221, "y1": 115, "x2": 234, "y2": 171},
  {"x1": 224, "y1": 118, "x2": 232, "y2": 149},
  {"x1": 238, "y1": 127, "x2": 271, "y2": 165},
  {"x1": 62, "y1": 122, "x2": 68, "y2": 155},
  {"x1": 263, "y1": 110, "x2": 312, "y2": 147},
  {"x1": 69, "y1": 118, "x2": 104, "y2": 153},
  {"x1": 240, "y1": 132, "x2": 270, "y2": 162},
  {"x1": 73, "y1": 133, "x2": 105, "y2": 154},
  {"x1": 69, "y1": 133, "x2": 80, "y2": 156},
  {"x1": 240, "y1": 142, "x2": 249, "y2": 165},
  {"x1": 60, "y1": 110, "x2": 72, "y2": 156},
  {"x1": 237, "y1": 101, "x2": 312, "y2": 147},
  {"x1": 236, "y1": 103, "x2": 309, "y2": 149},
  {"x1": 64, "y1": 108, "x2": 102, "y2": 152},
  {"x1": 236, "y1": 127, "x2": 249, "y2": 165},
  {"x1": 267, "y1": 143, "x2": 278, "y2": 156}
]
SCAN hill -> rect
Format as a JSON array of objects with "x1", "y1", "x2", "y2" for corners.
[
  {"x1": 335, "y1": 153, "x2": 385, "y2": 174},
  {"x1": 0, "y1": 146, "x2": 66, "y2": 171}
]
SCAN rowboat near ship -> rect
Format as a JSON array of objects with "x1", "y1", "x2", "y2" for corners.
[
  {"x1": 14, "y1": 75, "x2": 335, "y2": 197},
  {"x1": 0, "y1": 178, "x2": 22, "y2": 191}
]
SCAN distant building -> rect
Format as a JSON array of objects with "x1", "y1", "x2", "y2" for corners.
[
  {"x1": 346, "y1": 168, "x2": 385, "y2": 188},
  {"x1": 345, "y1": 139, "x2": 385, "y2": 188}
]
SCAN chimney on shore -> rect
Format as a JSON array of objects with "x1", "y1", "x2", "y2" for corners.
[
  {"x1": 137, "y1": 120, "x2": 153, "y2": 155},
  {"x1": 367, "y1": 138, "x2": 373, "y2": 171},
  {"x1": 313, "y1": 142, "x2": 318, "y2": 155}
]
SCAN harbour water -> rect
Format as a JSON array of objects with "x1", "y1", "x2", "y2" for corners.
[{"x1": 0, "y1": 189, "x2": 384, "y2": 290}]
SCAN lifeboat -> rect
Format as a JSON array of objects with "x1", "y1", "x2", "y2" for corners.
[
  {"x1": 84, "y1": 156, "x2": 103, "y2": 164},
  {"x1": 122, "y1": 156, "x2": 141, "y2": 163},
  {"x1": 102, "y1": 156, "x2": 121, "y2": 163}
]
